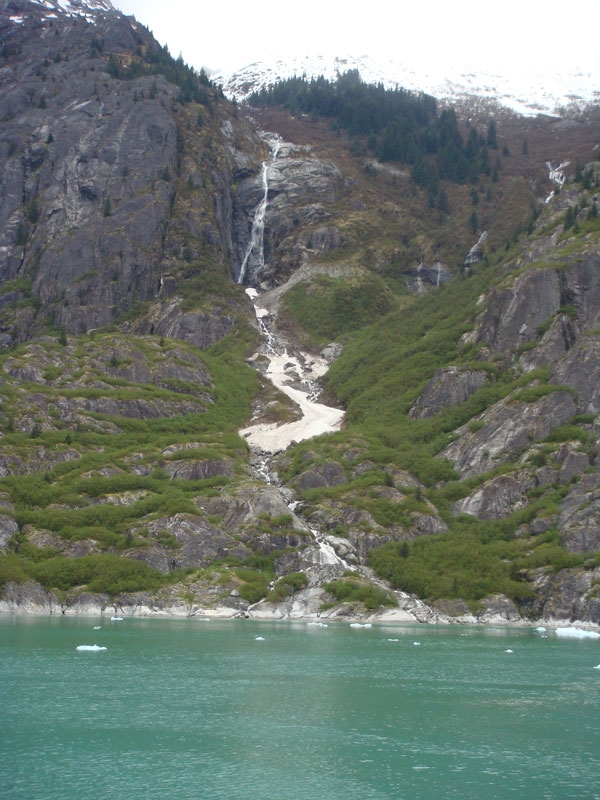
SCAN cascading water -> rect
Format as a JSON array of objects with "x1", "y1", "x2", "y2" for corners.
[
  {"x1": 237, "y1": 135, "x2": 281, "y2": 285},
  {"x1": 237, "y1": 135, "x2": 352, "y2": 606}
]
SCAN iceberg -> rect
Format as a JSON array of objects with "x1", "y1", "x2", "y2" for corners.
[
  {"x1": 349, "y1": 623, "x2": 372, "y2": 628},
  {"x1": 110, "y1": 616, "x2": 123, "y2": 621},
  {"x1": 76, "y1": 644, "x2": 107, "y2": 651},
  {"x1": 555, "y1": 627, "x2": 600, "y2": 640}
]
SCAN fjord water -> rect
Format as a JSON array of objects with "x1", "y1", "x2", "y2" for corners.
[{"x1": 2, "y1": 617, "x2": 599, "y2": 800}]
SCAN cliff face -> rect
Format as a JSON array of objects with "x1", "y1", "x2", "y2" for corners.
[
  {"x1": 0, "y1": 0, "x2": 268, "y2": 344},
  {"x1": 1, "y1": 1, "x2": 600, "y2": 624}
]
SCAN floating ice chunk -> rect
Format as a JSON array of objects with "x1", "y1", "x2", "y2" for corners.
[
  {"x1": 110, "y1": 616, "x2": 123, "y2": 621},
  {"x1": 349, "y1": 623, "x2": 372, "y2": 628},
  {"x1": 307, "y1": 622, "x2": 328, "y2": 627},
  {"x1": 255, "y1": 636, "x2": 265, "y2": 641},
  {"x1": 505, "y1": 649, "x2": 514, "y2": 653},
  {"x1": 555, "y1": 627, "x2": 600, "y2": 640},
  {"x1": 594, "y1": 664, "x2": 600, "y2": 670},
  {"x1": 387, "y1": 638, "x2": 399, "y2": 642},
  {"x1": 76, "y1": 644, "x2": 107, "y2": 651},
  {"x1": 534, "y1": 626, "x2": 547, "y2": 633},
  {"x1": 413, "y1": 642, "x2": 421, "y2": 646},
  {"x1": 93, "y1": 626, "x2": 101, "y2": 630}
]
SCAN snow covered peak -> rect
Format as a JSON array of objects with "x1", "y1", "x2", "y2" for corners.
[
  {"x1": 31, "y1": 0, "x2": 115, "y2": 19},
  {"x1": 216, "y1": 53, "x2": 600, "y2": 118}
]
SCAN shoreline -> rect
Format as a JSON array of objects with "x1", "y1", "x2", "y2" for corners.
[{"x1": 1, "y1": 594, "x2": 599, "y2": 634}]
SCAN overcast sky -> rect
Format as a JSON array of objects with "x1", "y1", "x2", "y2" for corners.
[{"x1": 112, "y1": 0, "x2": 600, "y2": 78}]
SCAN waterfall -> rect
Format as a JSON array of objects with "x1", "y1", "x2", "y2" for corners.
[
  {"x1": 287, "y1": 502, "x2": 356, "y2": 572},
  {"x1": 237, "y1": 135, "x2": 281, "y2": 285},
  {"x1": 415, "y1": 261, "x2": 425, "y2": 294}
]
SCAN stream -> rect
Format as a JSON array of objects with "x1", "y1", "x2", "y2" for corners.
[{"x1": 236, "y1": 133, "x2": 350, "y2": 582}]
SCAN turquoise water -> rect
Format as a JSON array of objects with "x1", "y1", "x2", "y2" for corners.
[{"x1": 1, "y1": 616, "x2": 599, "y2": 800}]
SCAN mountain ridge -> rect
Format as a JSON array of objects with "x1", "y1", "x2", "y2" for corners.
[{"x1": 216, "y1": 52, "x2": 600, "y2": 118}]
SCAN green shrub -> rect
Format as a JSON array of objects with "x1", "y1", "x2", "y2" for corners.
[
  {"x1": 0, "y1": 553, "x2": 29, "y2": 588},
  {"x1": 30, "y1": 554, "x2": 164, "y2": 595},
  {"x1": 323, "y1": 577, "x2": 397, "y2": 609},
  {"x1": 267, "y1": 571, "x2": 308, "y2": 602}
]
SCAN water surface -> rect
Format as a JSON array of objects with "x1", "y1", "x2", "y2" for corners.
[{"x1": 1, "y1": 616, "x2": 599, "y2": 799}]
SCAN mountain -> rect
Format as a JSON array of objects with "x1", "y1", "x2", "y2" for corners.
[{"x1": 1, "y1": 0, "x2": 599, "y2": 626}]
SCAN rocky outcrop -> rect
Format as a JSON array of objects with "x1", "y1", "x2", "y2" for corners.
[
  {"x1": 293, "y1": 461, "x2": 348, "y2": 492},
  {"x1": 442, "y1": 389, "x2": 577, "y2": 478},
  {"x1": 532, "y1": 566, "x2": 600, "y2": 622},
  {"x1": 409, "y1": 367, "x2": 489, "y2": 419},
  {"x1": 0, "y1": 515, "x2": 19, "y2": 550},
  {"x1": 559, "y1": 473, "x2": 600, "y2": 553},
  {"x1": 453, "y1": 472, "x2": 536, "y2": 519}
]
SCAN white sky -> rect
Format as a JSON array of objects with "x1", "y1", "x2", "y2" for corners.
[{"x1": 112, "y1": 0, "x2": 600, "y2": 78}]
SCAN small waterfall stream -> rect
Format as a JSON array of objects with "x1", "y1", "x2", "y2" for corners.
[
  {"x1": 236, "y1": 134, "x2": 350, "y2": 585},
  {"x1": 237, "y1": 134, "x2": 281, "y2": 286}
]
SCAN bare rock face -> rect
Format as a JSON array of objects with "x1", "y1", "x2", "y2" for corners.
[
  {"x1": 0, "y1": 1, "x2": 263, "y2": 347},
  {"x1": 550, "y1": 340, "x2": 600, "y2": 414},
  {"x1": 533, "y1": 567, "x2": 600, "y2": 622},
  {"x1": 0, "y1": 3, "x2": 178, "y2": 334},
  {"x1": 453, "y1": 473, "x2": 536, "y2": 520},
  {"x1": 442, "y1": 390, "x2": 577, "y2": 478},
  {"x1": 0, "y1": 580, "x2": 60, "y2": 614},
  {"x1": 559, "y1": 473, "x2": 600, "y2": 553},
  {"x1": 466, "y1": 254, "x2": 600, "y2": 355},
  {"x1": 292, "y1": 461, "x2": 347, "y2": 492},
  {"x1": 470, "y1": 269, "x2": 562, "y2": 354},
  {"x1": 235, "y1": 143, "x2": 342, "y2": 286},
  {"x1": 163, "y1": 458, "x2": 234, "y2": 481},
  {"x1": 0, "y1": 515, "x2": 19, "y2": 550},
  {"x1": 409, "y1": 367, "x2": 489, "y2": 419},
  {"x1": 139, "y1": 513, "x2": 251, "y2": 573}
]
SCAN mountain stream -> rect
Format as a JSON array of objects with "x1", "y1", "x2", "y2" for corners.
[{"x1": 236, "y1": 133, "x2": 349, "y2": 581}]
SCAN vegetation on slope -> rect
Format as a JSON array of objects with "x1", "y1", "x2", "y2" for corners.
[
  {"x1": 276, "y1": 166, "x2": 600, "y2": 609},
  {"x1": 250, "y1": 69, "x2": 498, "y2": 196}
]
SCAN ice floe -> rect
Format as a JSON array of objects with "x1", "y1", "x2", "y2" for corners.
[
  {"x1": 76, "y1": 644, "x2": 107, "y2": 651},
  {"x1": 555, "y1": 627, "x2": 600, "y2": 640}
]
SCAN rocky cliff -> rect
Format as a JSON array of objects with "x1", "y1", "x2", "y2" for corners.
[{"x1": 1, "y1": 0, "x2": 599, "y2": 626}]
